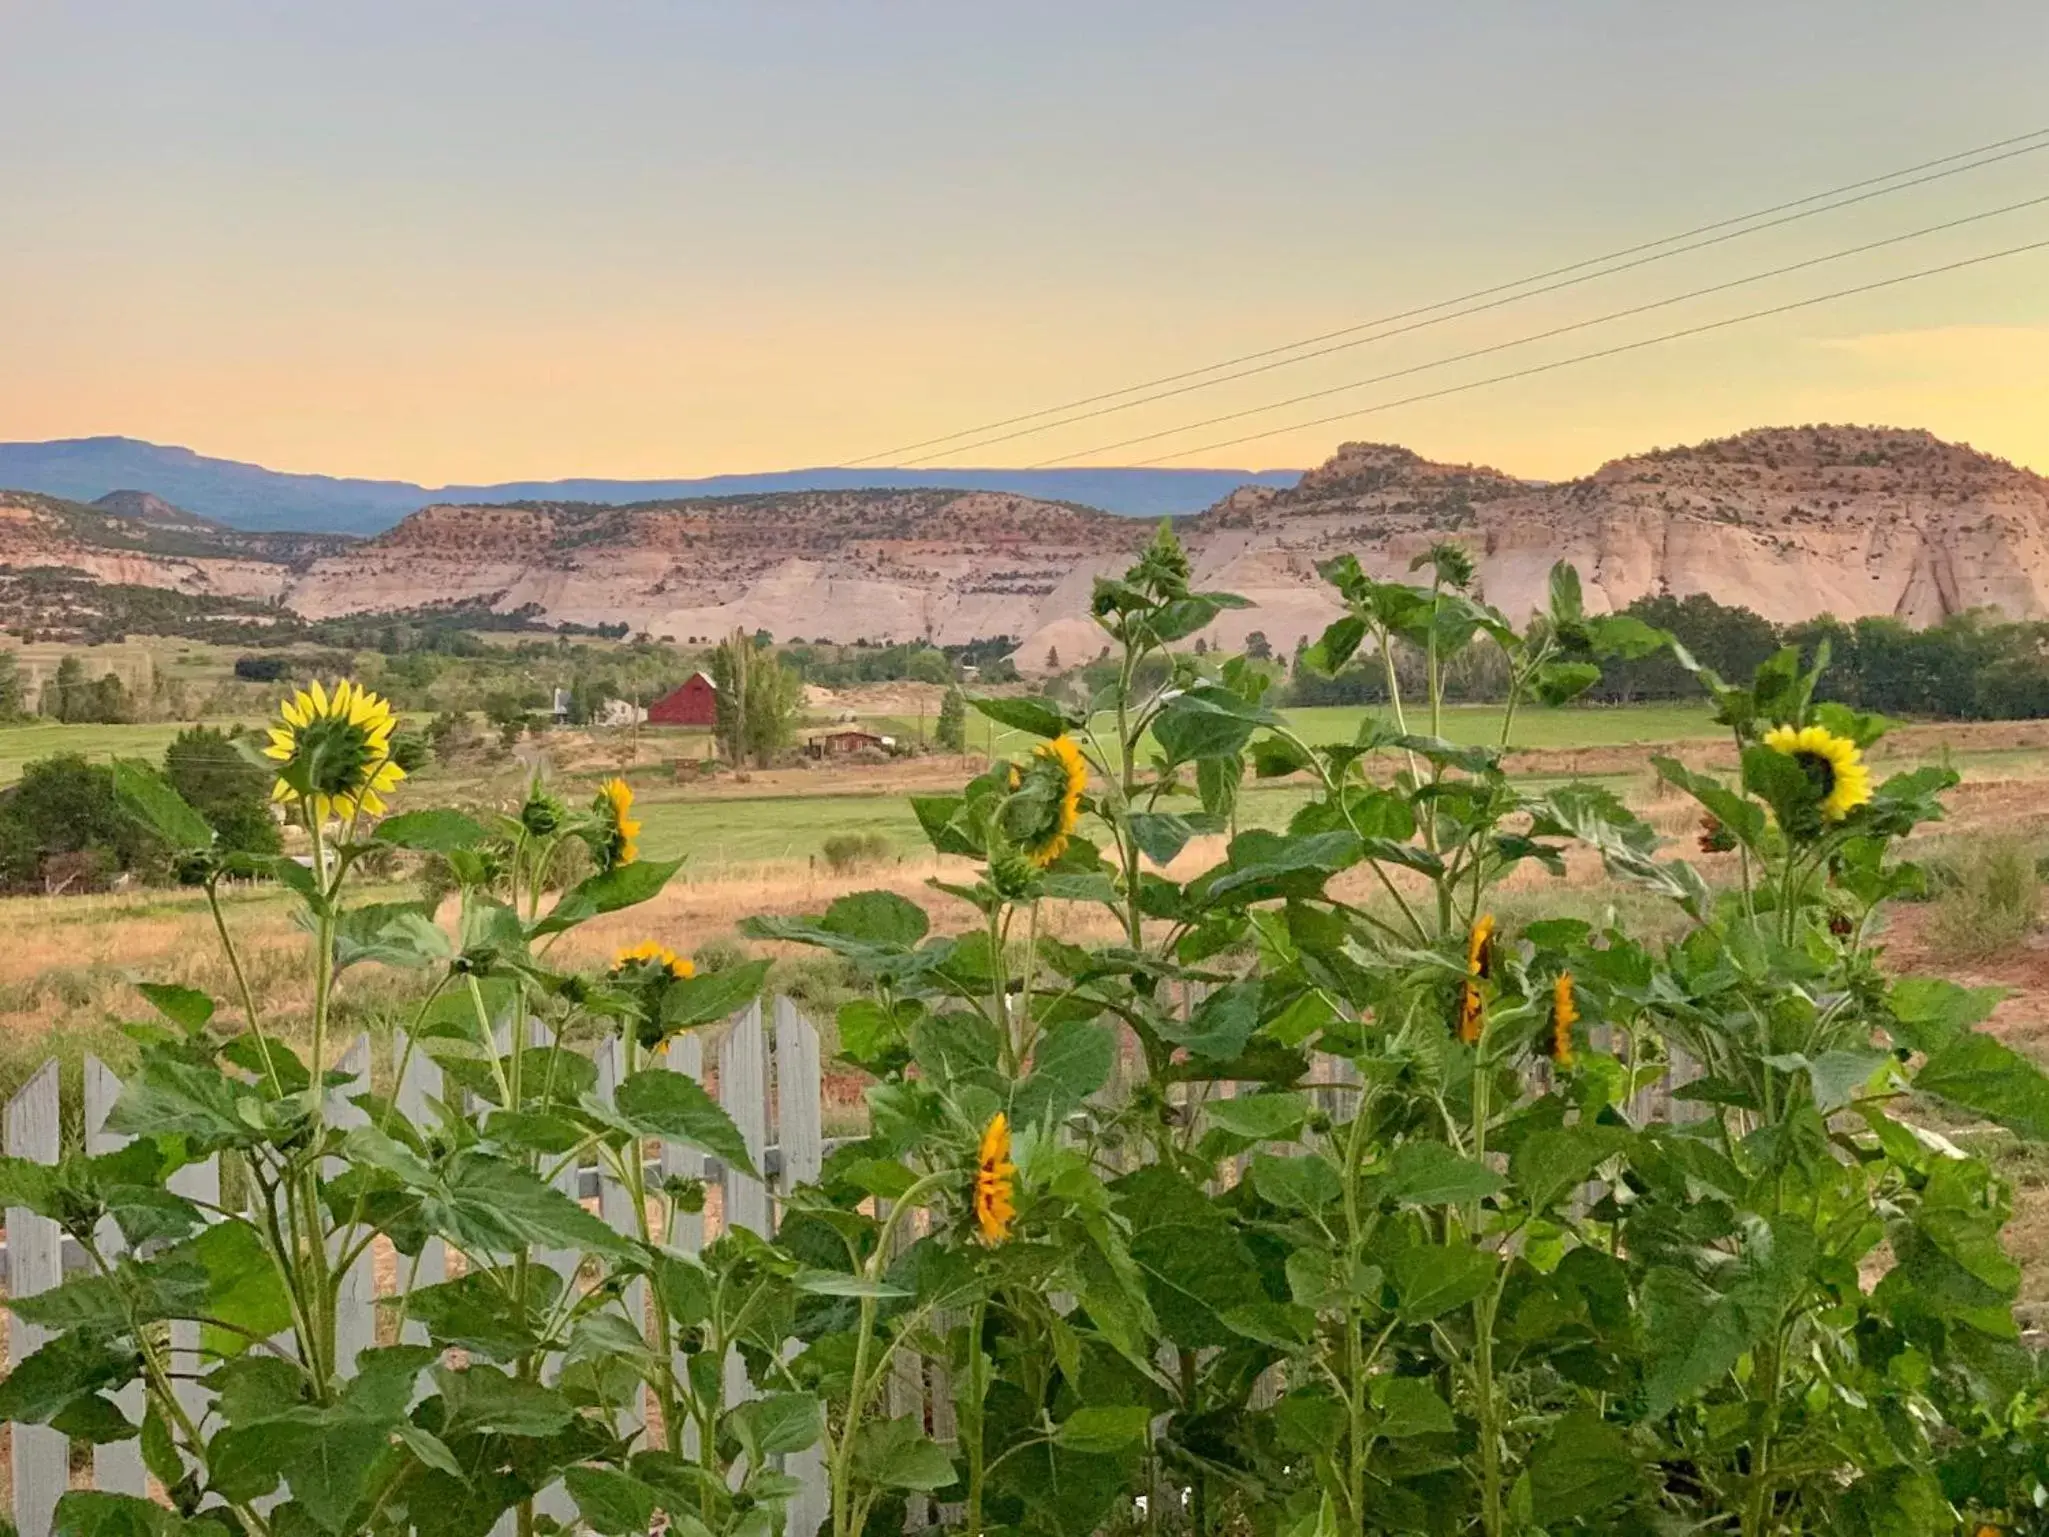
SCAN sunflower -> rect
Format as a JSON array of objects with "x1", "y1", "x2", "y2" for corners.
[
  {"x1": 1548, "y1": 972, "x2": 1578, "y2": 1068},
  {"x1": 262, "y1": 679, "x2": 406, "y2": 823},
  {"x1": 593, "y1": 777, "x2": 641, "y2": 868},
  {"x1": 1017, "y1": 735, "x2": 1088, "y2": 868},
  {"x1": 1763, "y1": 724, "x2": 1872, "y2": 823},
  {"x1": 974, "y1": 1112, "x2": 1017, "y2": 1245},
  {"x1": 611, "y1": 940, "x2": 694, "y2": 980},
  {"x1": 1457, "y1": 913, "x2": 1495, "y2": 1044}
]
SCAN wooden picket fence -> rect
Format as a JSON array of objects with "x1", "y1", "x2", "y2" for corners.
[
  {"x1": 0, "y1": 998, "x2": 832, "y2": 1537},
  {"x1": 0, "y1": 1001, "x2": 1698, "y2": 1537}
]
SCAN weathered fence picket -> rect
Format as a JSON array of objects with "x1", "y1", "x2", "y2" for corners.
[
  {"x1": 84, "y1": 1059, "x2": 148, "y2": 1498},
  {"x1": 7, "y1": 1062, "x2": 65, "y2": 1537}
]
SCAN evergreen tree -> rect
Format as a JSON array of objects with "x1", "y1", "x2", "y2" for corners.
[{"x1": 164, "y1": 726, "x2": 281, "y2": 860}]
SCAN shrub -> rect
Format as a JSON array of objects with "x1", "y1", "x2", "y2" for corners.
[
  {"x1": 1928, "y1": 834, "x2": 2042, "y2": 957},
  {"x1": 820, "y1": 830, "x2": 890, "y2": 873},
  {"x1": 233, "y1": 654, "x2": 290, "y2": 682},
  {"x1": 0, "y1": 754, "x2": 165, "y2": 891}
]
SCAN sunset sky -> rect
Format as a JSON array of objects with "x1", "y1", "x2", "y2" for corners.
[{"x1": 4, "y1": 1, "x2": 2048, "y2": 485}]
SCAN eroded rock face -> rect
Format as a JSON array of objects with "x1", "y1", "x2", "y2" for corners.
[{"x1": 7, "y1": 426, "x2": 2048, "y2": 661}]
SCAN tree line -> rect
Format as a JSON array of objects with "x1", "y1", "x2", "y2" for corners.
[{"x1": 1286, "y1": 590, "x2": 2049, "y2": 721}]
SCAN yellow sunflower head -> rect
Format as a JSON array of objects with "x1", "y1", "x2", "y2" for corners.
[
  {"x1": 1763, "y1": 723, "x2": 1872, "y2": 824},
  {"x1": 1009, "y1": 734, "x2": 1087, "y2": 868},
  {"x1": 262, "y1": 679, "x2": 406, "y2": 823},
  {"x1": 593, "y1": 777, "x2": 641, "y2": 869},
  {"x1": 974, "y1": 1112, "x2": 1017, "y2": 1245},
  {"x1": 610, "y1": 940, "x2": 693, "y2": 980},
  {"x1": 1549, "y1": 971, "x2": 1579, "y2": 1068},
  {"x1": 1456, "y1": 913, "x2": 1495, "y2": 1044}
]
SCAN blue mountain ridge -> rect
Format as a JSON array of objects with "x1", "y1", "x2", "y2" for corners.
[{"x1": 0, "y1": 437, "x2": 1303, "y2": 536}]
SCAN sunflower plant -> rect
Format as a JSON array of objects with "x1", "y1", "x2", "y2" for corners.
[{"x1": 0, "y1": 687, "x2": 821, "y2": 1537}]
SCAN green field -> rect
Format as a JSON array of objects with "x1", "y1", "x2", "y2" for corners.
[
  {"x1": 0, "y1": 720, "x2": 267, "y2": 785},
  {"x1": 871, "y1": 699, "x2": 1727, "y2": 766}
]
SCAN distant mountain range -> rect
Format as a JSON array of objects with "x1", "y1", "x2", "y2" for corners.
[
  {"x1": 6, "y1": 426, "x2": 2044, "y2": 668},
  {"x1": 0, "y1": 437, "x2": 1305, "y2": 534}
]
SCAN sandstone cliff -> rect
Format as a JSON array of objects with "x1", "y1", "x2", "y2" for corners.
[{"x1": 6, "y1": 427, "x2": 2047, "y2": 665}]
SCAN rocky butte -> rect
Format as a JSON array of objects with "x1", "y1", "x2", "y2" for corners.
[{"x1": 3, "y1": 426, "x2": 2047, "y2": 667}]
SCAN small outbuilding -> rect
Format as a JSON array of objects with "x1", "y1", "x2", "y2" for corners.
[
  {"x1": 648, "y1": 672, "x2": 719, "y2": 727},
  {"x1": 808, "y1": 729, "x2": 891, "y2": 758}
]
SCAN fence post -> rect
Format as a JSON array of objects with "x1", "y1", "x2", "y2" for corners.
[
  {"x1": 8, "y1": 1061, "x2": 64, "y2": 1537},
  {"x1": 597, "y1": 1035, "x2": 647, "y2": 1445},
  {"x1": 719, "y1": 1001, "x2": 771, "y2": 1410},
  {"x1": 773, "y1": 999, "x2": 829, "y2": 1537},
  {"x1": 326, "y1": 1037, "x2": 375, "y2": 1376},
  {"x1": 664, "y1": 1032, "x2": 707, "y2": 1458},
  {"x1": 394, "y1": 1038, "x2": 447, "y2": 1343},
  {"x1": 83, "y1": 1058, "x2": 148, "y2": 1498}
]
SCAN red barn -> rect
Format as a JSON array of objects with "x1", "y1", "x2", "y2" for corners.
[{"x1": 648, "y1": 672, "x2": 719, "y2": 727}]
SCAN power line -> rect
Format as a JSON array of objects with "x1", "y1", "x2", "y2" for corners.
[
  {"x1": 911, "y1": 139, "x2": 2049, "y2": 466},
  {"x1": 845, "y1": 125, "x2": 2049, "y2": 466},
  {"x1": 1096, "y1": 235, "x2": 2049, "y2": 466},
  {"x1": 1024, "y1": 192, "x2": 2049, "y2": 466}
]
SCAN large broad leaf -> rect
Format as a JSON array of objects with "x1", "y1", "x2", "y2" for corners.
[
  {"x1": 332, "y1": 902, "x2": 452, "y2": 972},
  {"x1": 1640, "y1": 1217, "x2": 1814, "y2": 1417},
  {"x1": 565, "y1": 1467, "x2": 662, "y2": 1537},
  {"x1": 1012, "y1": 1018, "x2": 1115, "y2": 1128},
  {"x1": 372, "y1": 808, "x2": 487, "y2": 852},
  {"x1": 529, "y1": 857, "x2": 684, "y2": 937},
  {"x1": 1509, "y1": 1128, "x2": 1616, "y2": 1213},
  {"x1": 1393, "y1": 1242, "x2": 1494, "y2": 1323},
  {"x1": 427, "y1": 1152, "x2": 635, "y2": 1257},
  {"x1": 1887, "y1": 977, "x2": 2004, "y2": 1055},
  {"x1": 854, "y1": 1416, "x2": 959, "y2": 1492},
  {"x1": 1127, "y1": 811, "x2": 1218, "y2": 867},
  {"x1": 611, "y1": 1070, "x2": 757, "y2": 1175},
  {"x1": 111, "y1": 760, "x2": 214, "y2": 851},
  {"x1": 1914, "y1": 1032, "x2": 2049, "y2": 1141},
  {"x1": 660, "y1": 960, "x2": 771, "y2": 1029},
  {"x1": 175, "y1": 1219, "x2": 295, "y2": 1355},
  {"x1": 1384, "y1": 1142, "x2": 1504, "y2": 1207},
  {"x1": 1204, "y1": 1091, "x2": 1309, "y2": 1142},
  {"x1": 136, "y1": 982, "x2": 215, "y2": 1033},
  {"x1": 1530, "y1": 661, "x2": 1602, "y2": 707},
  {"x1": 1371, "y1": 1376, "x2": 1453, "y2": 1439},
  {"x1": 1300, "y1": 615, "x2": 1367, "y2": 676},
  {"x1": 1196, "y1": 830, "x2": 1363, "y2": 907},
  {"x1": 433, "y1": 1364, "x2": 575, "y2": 1437},
  {"x1": 1528, "y1": 1411, "x2": 1640, "y2": 1523},
  {"x1": 1157, "y1": 980, "x2": 1263, "y2": 1060},
  {"x1": 54, "y1": 1492, "x2": 230, "y2": 1537},
  {"x1": 1250, "y1": 1152, "x2": 1343, "y2": 1212},
  {"x1": 405, "y1": 1267, "x2": 560, "y2": 1361},
  {"x1": 1152, "y1": 685, "x2": 1279, "y2": 766},
  {"x1": 1053, "y1": 1405, "x2": 1153, "y2": 1454},
  {"x1": 726, "y1": 1392, "x2": 824, "y2": 1461},
  {"x1": 106, "y1": 1057, "x2": 262, "y2": 1149},
  {"x1": 821, "y1": 889, "x2": 930, "y2": 948},
  {"x1": 968, "y1": 695, "x2": 1069, "y2": 739},
  {"x1": 0, "y1": 1331, "x2": 140, "y2": 1423},
  {"x1": 1116, "y1": 1166, "x2": 1265, "y2": 1348}
]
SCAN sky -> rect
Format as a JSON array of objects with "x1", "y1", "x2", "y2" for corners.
[{"x1": 4, "y1": 0, "x2": 2048, "y2": 485}]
